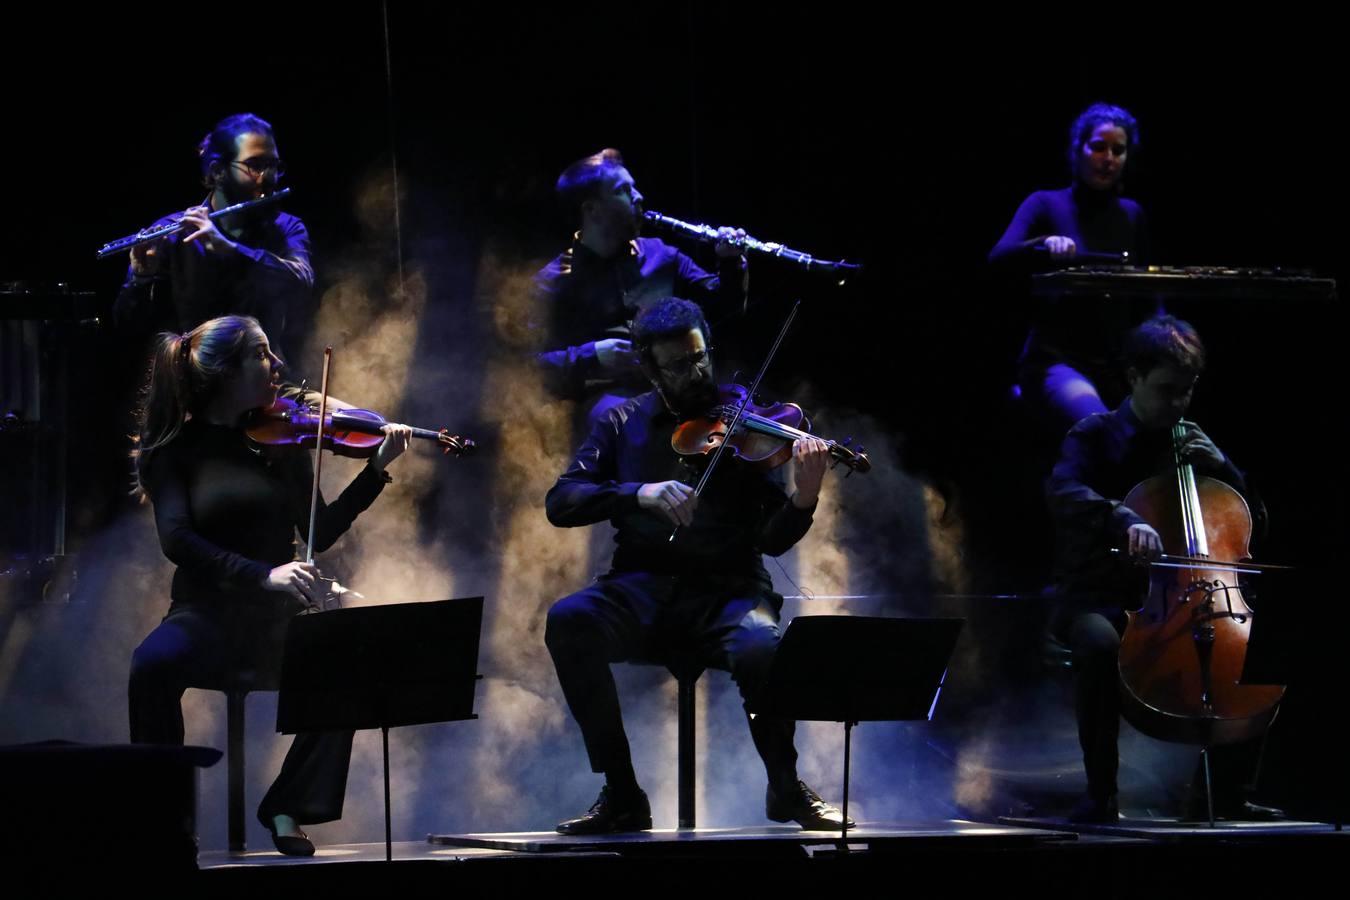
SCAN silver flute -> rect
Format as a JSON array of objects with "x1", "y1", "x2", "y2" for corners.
[
  {"x1": 95, "y1": 188, "x2": 293, "y2": 259},
  {"x1": 643, "y1": 210, "x2": 861, "y2": 273}
]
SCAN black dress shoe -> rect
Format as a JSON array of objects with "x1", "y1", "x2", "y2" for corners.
[
  {"x1": 766, "y1": 780, "x2": 855, "y2": 831},
  {"x1": 556, "y1": 785, "x2": 652, "y2": 835},
  {"x1": 1068, "y1": 793, "x2": 1119, "y2": 824},
  {"x1": 1239, "y1": 800, "x2": 1287, "y2": 821},
  {"x1": 1182, "y1": 796, "x2": 1288, "y2": 822}
]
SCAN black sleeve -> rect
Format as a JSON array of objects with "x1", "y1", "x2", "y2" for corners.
[
  {"x1": 287, "y1": 455, "x2": 389, "y2": 554},
  {"x1": 1047, "y1": 419, "x2": 1147, "y2": 546},
  {"x1": 988, "y1": 192, "x2": 1052, "y2": 268},
  {"x1": 754, "y1": 468, "x2": 816, "y2": 556},
  {"x1": 545, "y1": 408, "x2": 643, "y2": 527},
  {"x1": 535, "y1": 338, "x2": 600, "y2": 399},
  {"x1": 146, "y1": 445, "x2": 272, "y2": 588},
  {"x1": 113, "y1": 271, "x2": 164, "y2": 335},
  {"x1": 233, "y1": 216, "x2": 315, "y2": 291},
  {"x1": 676, "y1": 250, "x2": 748, "y2": 317},
  {"x1": 531, "y1": 267, "x2": 601, "y2": 399},
  {"x1": 235, "y1": 217, "x2": 315, "y2": 366},
  {"x1": 1202, "y1": 450, "x2": 1251, "y2": 501},
  {"x1": 112, "y1": 213, "x2": 179, "y2": 334}
]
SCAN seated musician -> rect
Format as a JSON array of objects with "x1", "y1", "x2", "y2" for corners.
[
  {"x1": 127, "y1": 315, "x2": 412, "y2": 855},
  {"x1": 989, "y1": 102, "x2": 1150, "y2": 443},
  {"x1": 1046, "y1": 314, "x2": 1256, "y2": 822},
  {"x1": 542, "y1": 297, "x2": 851, "y2": 833}
]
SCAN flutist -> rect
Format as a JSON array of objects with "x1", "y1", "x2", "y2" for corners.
[{"x1": 113, "y1": 113, "x2": 314, "y2": 365}]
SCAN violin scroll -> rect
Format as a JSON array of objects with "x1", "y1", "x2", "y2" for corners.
[
  {"x1": 833, "y1": 436, "x2": 870, "y2": 474},
  {"x1": 671, "y1": 384, "x2": 871, "y2": 475}
]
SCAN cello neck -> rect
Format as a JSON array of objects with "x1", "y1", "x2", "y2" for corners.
[{"x1": 1172, "y1": 422, "x2": 1209, "y2": 557}]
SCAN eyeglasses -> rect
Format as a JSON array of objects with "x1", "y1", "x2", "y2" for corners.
[
  {"x1": 231, "y1": 157, "x2": 286, "y2": 178},
  {"x1": 657, "y1": 348, "x2": 713, "y2": 379}
]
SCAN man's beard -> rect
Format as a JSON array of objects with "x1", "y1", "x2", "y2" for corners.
[
  {"x1": 221, "y1": 175, "x2": 276, "y2": 207},
  {"x1": 667, "y1": 378, "x2": 720, "y2": 417},
  {"x1": 217, "y1": 181, "x2": 276, "y2": 227}
]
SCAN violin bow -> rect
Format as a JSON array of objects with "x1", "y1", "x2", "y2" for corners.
[
  {"x1": 1108, "y1": 548, "x2": 1293, "y2": 575},
  {"x1": 670, "y1": 300, "x2": 800, "y2": 542},
  {"x1": 304, "y1": 346, "x2": 334, "y2": 563}
]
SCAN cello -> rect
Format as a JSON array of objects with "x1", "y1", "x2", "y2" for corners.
[{"x1": 1117, "y1": 420, "x2": 1284, "y2": 747}]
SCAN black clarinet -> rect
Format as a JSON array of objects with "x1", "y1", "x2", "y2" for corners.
[{"x1": 643, "y1": 210, "x2": 861, "y2": 273}]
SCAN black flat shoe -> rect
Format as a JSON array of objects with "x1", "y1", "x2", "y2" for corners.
[
  {"x1": 259, "y1": 812, "x2": 316, "y2": 857},
  {"x1": 556, "y1": 785, "x2": 652, "y2": 835},
  {"x1": 269, "y1": 829, "x2": 316, "y2": 857}
]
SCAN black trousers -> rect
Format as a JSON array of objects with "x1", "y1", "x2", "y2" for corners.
[
  {"x1": 1052, "y1": 605, "x2": 1264, "y2": 812},
  {"x1": 129, "y1": 599, "x2": 353, "y2": 826},
  {"x1": 1051, "y1": 606, "x2": 1126, "y2": 804},
  {"x1": 545, "y1": 571, "x2": 798, "y2": 788}
]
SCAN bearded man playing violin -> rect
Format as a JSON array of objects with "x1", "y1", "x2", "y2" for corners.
[
  {"x1": 1047, "y1": 314, "x2": 1263, "y2": 823},
  {"x1": 542, "y1": 297, "x2": 851, "y2": 834}
]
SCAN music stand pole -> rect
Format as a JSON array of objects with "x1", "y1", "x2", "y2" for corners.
[
  {"x1": 841, "y1": 720, "x2": 855, "y2": 845},
  {"x1": 384, "y1": 725, "x2": 392, "y2": 861}
]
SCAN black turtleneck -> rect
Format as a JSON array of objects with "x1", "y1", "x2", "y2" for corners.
[
  {"x1": 989, "y1": 184, "x2": 1152, "y2": 376},
  {"x1": 143, "y1": 419, "x2": 386, "y2": 609}
]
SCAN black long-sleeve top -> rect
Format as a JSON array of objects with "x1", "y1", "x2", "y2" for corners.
[
  {"x1": 545, "y1": 391, "x2": 815, "y2": 583},
  {"x1": 533, "y1": 236, "x2": 746, "y2": 399},
  {"x1": 114, "y1": 202, "x2": 314, "y2": 364},
  {"x1": 989, "y1": 185, "x2": 1149, "y2": 270},
  {"x1": 989, "y1": 185, "x2": 1150, "y2": 374},
  {"x1": 143, "y1": 419, "x2": 386, "y2": 608},
  {"x1": 1047, "y1": 399, "x2": 1249, "y2": 603}
]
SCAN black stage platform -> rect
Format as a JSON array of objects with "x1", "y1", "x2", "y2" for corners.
[
  {"x1": 173, "y1": 818, "x2": 1350, "y2": 894},
  {"x1": 1001, "y1": 813, "x2": 1345, "y2": 841},
  {"x1": 427, "y1": 820, "x2": 1068, "y2": 854}
]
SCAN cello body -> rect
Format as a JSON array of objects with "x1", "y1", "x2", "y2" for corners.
[{"x1": 1117, "y1": 429, "x2": 1284, "y2": 746}]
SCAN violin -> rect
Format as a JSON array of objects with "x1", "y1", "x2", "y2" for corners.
[
  {"x1": 245, "y1": 395, "x2": 475, "y2": 459},
  {"x1": 664, "y1": 301, "x2": 869, "y2": 542},
  {"x1": 1116, "y1": 421, "x2": 1283, "y2": 746},
  {"x1": 263, "y1": 346, "x2": 473, "y2": 613},
  {"x1": 671, "y1": 384, "x2": 870, "y2": 474}
]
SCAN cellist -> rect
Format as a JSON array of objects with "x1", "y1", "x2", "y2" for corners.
[{"x1": 1046, "y1": 314, "x2": 1257, "y2": 822}]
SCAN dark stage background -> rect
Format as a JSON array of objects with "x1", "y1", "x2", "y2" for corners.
[{"x1": 1, "y1": 6, "x2": 1343, "y2": 846}]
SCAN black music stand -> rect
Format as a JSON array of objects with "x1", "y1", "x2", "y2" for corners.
[
  {"x1": 751, "y1": 615, "x2": 964, "y2": 842},
  {"x1": 1238, "y1": 567, "x2": 1346, "y2": 829},
  {"x1": 276, "y1": 597, "x2": 483, "y2": 861}
]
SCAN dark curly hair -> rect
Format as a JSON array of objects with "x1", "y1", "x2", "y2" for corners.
[
  {"x1": 1067, "y1": 102, "x2": 1139, "y2": 181},
  {"x1": 198, "y1": 112, "x2": 275, "y2": 187},
  {"x1": 1123, "y1": 314, "x2": 1205, "y2": 377},
  {"x1": 632, "y1": 298, "x2": 712, "y2": 366}
]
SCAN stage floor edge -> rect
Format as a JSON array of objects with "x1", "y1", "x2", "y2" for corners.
[
  {"x1": 999, "y1": 814, "x2": 1347, "y2": 841},
  {"x1": 426, "y1": 820, "x2": 1076, "y2": 854}
]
